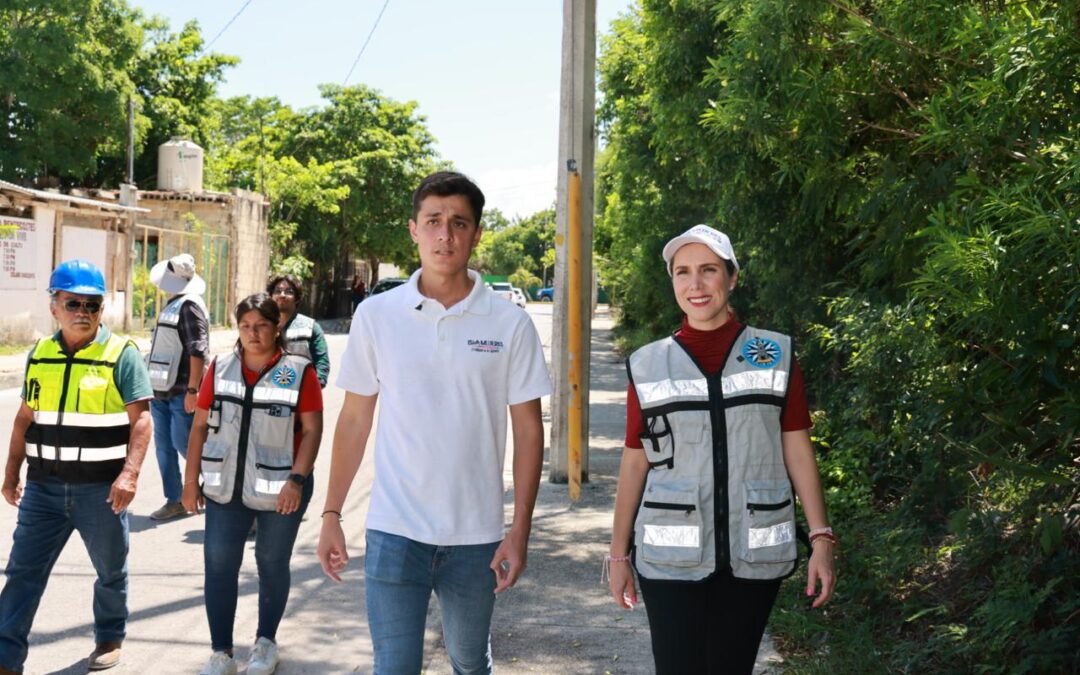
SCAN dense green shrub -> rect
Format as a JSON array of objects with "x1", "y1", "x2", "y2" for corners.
[{"x1": 597, "y1": 1, "x2": 1079, "y2": 670}]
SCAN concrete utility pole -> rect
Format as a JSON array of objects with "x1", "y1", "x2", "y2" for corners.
[{"x1": 549, "y1": 0, "x2": 596, "y2": 498}]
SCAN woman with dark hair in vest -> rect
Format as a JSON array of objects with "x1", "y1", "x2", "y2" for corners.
[
  {"x1": 607, "y1": 225, "x2": 835, "y2": 674},
  {"x1": 266, "y1": 275, "x2": 330, "y2": 388},
  {"x1": 182, "y1": 293, "x2": 323, "y2": 675}
]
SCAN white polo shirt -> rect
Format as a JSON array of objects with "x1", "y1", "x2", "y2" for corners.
[{"x1": 337, "y1": 269, "x2": 552, "y2": 545}]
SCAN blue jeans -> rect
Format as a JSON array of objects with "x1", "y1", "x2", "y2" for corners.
[
  {"x1": 151, "y1": 396, "x2": 193, "y2": 503},
  {"x1": 203, "y1": 478, "x2": 312, "y2": 651},
  {"x1": 0, "y1": 478, "x2": 129, "y2": 672},
  {"x1": 364, "y1": 530, "x2": 499, "y2": 675}
]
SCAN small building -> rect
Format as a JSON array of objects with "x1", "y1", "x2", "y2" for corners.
[
  {"x1": 85, "y1": 186, "x2": 270, "y2": 331},
  {"x1": 0, "y1": 180, "x2": 147, "y2": 341},
  {"x1": 0, "y1": 179, "x2": 270, "y2": 344}
]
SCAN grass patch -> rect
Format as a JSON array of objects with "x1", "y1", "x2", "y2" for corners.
[{"x1": 0, "y1": 342, "x2": 33, "y2": 357}]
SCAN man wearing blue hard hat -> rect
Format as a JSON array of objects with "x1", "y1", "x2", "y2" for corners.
[{"x1": 0, "y1": 259, "x2": 153, "y2": 673}]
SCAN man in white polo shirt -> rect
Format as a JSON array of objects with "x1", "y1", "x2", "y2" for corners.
[{"x1": 317, "y1": 171, "x2": 551, "y2": 674}]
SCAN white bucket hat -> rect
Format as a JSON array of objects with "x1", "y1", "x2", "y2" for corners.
[
  {"x1": 661, "y1": 224, "x2": 740, "y2": 276},
  {"x1": 150, "y1": 253, "x2": 206, "y2": 295}
]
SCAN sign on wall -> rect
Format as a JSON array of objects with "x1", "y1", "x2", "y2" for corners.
[{"x1": 0, "y1": 216, "x2": 37, "y2": 290}]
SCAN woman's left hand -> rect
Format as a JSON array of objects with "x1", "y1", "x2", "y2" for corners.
[
  {"x1": 806, "y1": 540, "x2": 836, "y2": 608},
  {"x1": 276, "y1": 481, "x2": 302, "y2": 515}
]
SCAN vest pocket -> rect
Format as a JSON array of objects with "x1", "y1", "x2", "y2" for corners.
[
  {"x1": 26, "y1": 373, "x2": 62, "y2": 411},
  {"x1": 639, "y1": 414, "x2": 674, "y2": 469},
  {"x1": 147, "y1": 353, "x2": 179, "y2": 392},
  {"x1": 639, "y1": 482, "x2": 704, "y2": 566},
  {"x1": 253, "y1": 445, "x2": 293, "y2": 496},
  {"x1": 76, "y1": 374, "x2": 110, "y2": 414},
  {"x1": 736, "y1": 479, "x2": 797, "y2": 564},
  {"x1": 200, "y1": 441, "x2": 228, "y2": 488}
]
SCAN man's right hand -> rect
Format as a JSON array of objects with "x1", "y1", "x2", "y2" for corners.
[
  {"x1": 317, "y1": 516, "x2": 349, "y2": 582},
  {"x1": 2, "y1": 477, "x2": 22, "y2": 507}
]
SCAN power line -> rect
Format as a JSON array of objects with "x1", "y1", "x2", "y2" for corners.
[
  {"x1": 205, "y1": 0, "x2": 255, "y2": 50},
  {"x1": 342, "y1": 0, "x2": 392, "y2": 85}
]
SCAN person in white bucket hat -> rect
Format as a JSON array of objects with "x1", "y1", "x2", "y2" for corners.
[
  {"x1": 608, "y1": 224, "x2": 835, "y2": 674},
  {"x1": 146, "y1": 253, "x2": 209, "y2": 521}
]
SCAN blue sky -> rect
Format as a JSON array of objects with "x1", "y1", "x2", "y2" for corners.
[{"x1": 131, "y1": 0, "x2": 635, "y2": 218}]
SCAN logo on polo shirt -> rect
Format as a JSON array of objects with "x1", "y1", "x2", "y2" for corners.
[{"x1": 468, "y1": 338, "x2": 505, "y2": 354}]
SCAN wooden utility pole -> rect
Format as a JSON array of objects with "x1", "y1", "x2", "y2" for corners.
[{"x1": 549, "y1": 0, "x2": 596, "y2": 497}]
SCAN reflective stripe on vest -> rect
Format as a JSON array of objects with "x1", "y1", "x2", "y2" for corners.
[
  {"x1": 147, "y1": 294, "x2": 207, "y2": 392},
  {"x1": 23, "y1": 332, "x2": 132, "y2": 480},
  {"x1": 200, "y1": 350, "x2": 309, "y2": 511},
  {"x1": 628, "y1": 326, "x2": 797, "y2": 582},
  {"x1": 283, "y1": 314, "x2": 315, "y2": 360}
]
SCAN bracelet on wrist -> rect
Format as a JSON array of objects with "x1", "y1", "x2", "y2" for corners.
[
  {"x1": 321, "y1": 510, "x2": 342, "y2": 520},
  {"x1": 810, "y1": 531, "x2": 838, "y2": 547},
  {"x1": 600, "y1": 554, "x2": 632, "y2": 584}
]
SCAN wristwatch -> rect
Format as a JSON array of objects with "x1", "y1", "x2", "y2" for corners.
[
  {"x1": 287, "y1": 472, "x2": 305, "y2": 486},
  {"x1": 186, "y1": 386, "x2": 199, "y2": 395}
]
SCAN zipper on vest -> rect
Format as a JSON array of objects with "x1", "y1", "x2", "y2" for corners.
[
  {"x1": 255, "y1": 462, "x2": 292, "y2": 471},
  {"x1": 748, "y1": 498, "x2": 792, "y2": 516},
  {"x1": 47, "y1": 351, "x2": 77, "y2": 474},
  {"x1": 643, "y1": 500, "x2": 697, "y2": 515},
  {"x1": 232, "y1": 377, "x2": 258, "y2": 502}
]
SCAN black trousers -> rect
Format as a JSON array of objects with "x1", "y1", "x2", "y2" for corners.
[{"x1": 639, "y1": 570, "x2": 782, "y2": 675}]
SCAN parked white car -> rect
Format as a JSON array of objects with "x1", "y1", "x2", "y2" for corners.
[
  {"x1": 510, "y1": 286, "x2": 527, "y2": 309},
  {"x1": 489, "y1": 282, "x2": 514, "y2": 303}
]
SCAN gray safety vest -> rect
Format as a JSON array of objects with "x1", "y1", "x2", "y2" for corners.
[
  {"x1": 200, "y1": 350, "x2": 310, "y2": 510},
  {"x1": 147, "y1": 294, "x2": 207, "y2": 393},
  {"x1": 283, "y1": 313, "x2": 315, "y2": 361},
  {"x1": 627, "y1": 326, "x2": 797, "y2": 582}
]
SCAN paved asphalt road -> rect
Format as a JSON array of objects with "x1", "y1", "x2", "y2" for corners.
[{"x1": 0, "y1": 303, "x2": 783, "y2": 674}]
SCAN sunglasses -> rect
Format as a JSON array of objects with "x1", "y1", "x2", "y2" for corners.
[
  {"x1": 61, "y1": 299, "x2": 102, "y2": 314},
  {"x1": 271, "y1": 288, "x2": 296, "y2": 297}
]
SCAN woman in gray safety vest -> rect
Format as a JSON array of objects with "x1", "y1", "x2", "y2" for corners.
[
  {"x1": 266, "y1": 274, "x2": 330, "y2": 388},
  {"x1": 182, "y1": 293, "x2": 323, "y2": 675},
  {"x1": 607, "y1": 225, "x2": 836, "y2": 675}
]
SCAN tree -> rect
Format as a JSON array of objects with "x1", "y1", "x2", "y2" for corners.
[
  {"x1": 0, "y1": 0, "x2": 142, "y2": 184},
  {"x1": 120, "y1": 16, "x2": 238, "y2": 187},
  {"x1": 287, "y1": 84, "x2": 437, "y2": 305}
]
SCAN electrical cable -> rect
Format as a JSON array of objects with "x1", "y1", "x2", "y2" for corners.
[
  {"x1": 342, "y1": 0, "x2": 392, "y2": 85},
  {"x1": 206, "y1": 0, "x2": 255, "y2": 50}
]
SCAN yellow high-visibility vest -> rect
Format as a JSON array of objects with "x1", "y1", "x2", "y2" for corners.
[{"x1": 24, "y1": 332, "x2": 132, "y2": 482}]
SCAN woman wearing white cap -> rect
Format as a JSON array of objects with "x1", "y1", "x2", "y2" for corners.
[{"x1": 607, "y1": 225, "x2": 835, "y2": 674}]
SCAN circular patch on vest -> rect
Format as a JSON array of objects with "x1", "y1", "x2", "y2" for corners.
[
  {"x1": 271, "y1": 364, "x2": 298, "y2": 387},
  {"x1": 742, "y1": 337, "x2": 782, "y2": 369}
]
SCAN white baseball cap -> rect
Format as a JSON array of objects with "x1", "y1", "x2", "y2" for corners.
[
  {"x1": 150, "y1": 253, "x2": 206, "y2": 295},
  {"x1": 661, "y1": 224, "x2": 740, "y2": 276}
]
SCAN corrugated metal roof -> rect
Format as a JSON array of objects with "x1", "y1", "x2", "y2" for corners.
[{"x1": 0, "y1": 179, "x2": 150, "y2": 214}]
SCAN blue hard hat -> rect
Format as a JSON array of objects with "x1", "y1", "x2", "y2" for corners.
[{"x1": 48, "y1": 259, "x2": 106, "y2": 295}]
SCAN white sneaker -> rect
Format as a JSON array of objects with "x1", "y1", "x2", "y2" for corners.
[
  {"x1": 246, "y1": 637, "x2": 279, "y2": 675},
  {"x1": 198, "y1": 651, "x2": 237, "y2": 675}
]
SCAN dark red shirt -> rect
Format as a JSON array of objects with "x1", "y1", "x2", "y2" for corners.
[
  {"x1": 624, "y1": 316, "x2": 812, "y2": 448},
  {"x1": 198, "y1": 349, "x2": 323, "y2": 455}
]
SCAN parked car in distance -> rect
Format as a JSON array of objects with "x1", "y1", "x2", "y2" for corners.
[
  {"x1": 536, "y1": 287, "x2": 554, "y2": 302},
  {"x1": 369, "y1": 277, "x2": 407, "y2": 296},
  {"x1": 510, "y1": 286, "x2": 527, "y2": 309},
  {"x1": 489, "y1": 281, "x2": 514, "y2": 302}
]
